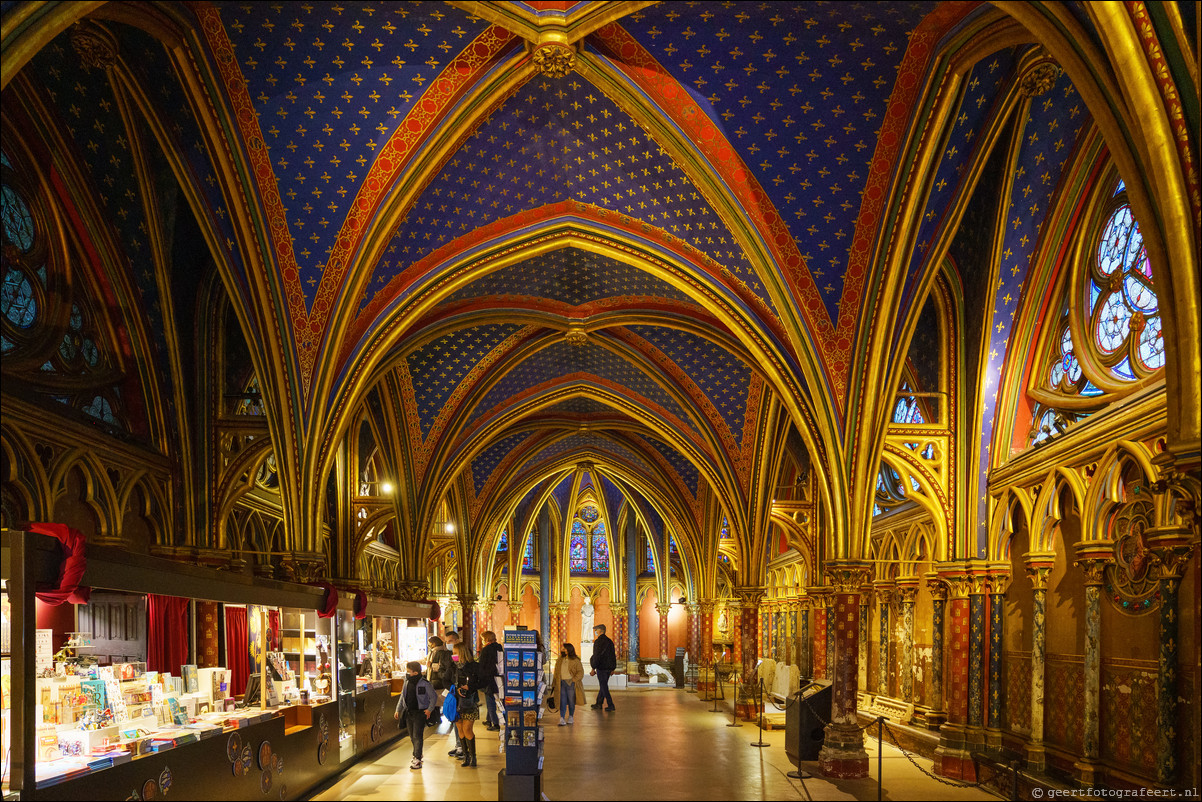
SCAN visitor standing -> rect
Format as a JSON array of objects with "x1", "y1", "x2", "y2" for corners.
[
  {"x1": 449, "y1": 642, "x2": 484, "y2": 767},
  {"x1": 478, "y1": 631, "x2": 503, "y2": 731},
  {"x1": 426, "y1": 636, "x2": 452, "y2": 695},
  {"x1": 552, "y1": 643, "x2": 585, "y2": 725},
  {"x1": 393, "y1": 661, "x2": 436, "y2": 769},
  {"x1": 589, "y1": 624, "x2": 617, "y2": 711}
]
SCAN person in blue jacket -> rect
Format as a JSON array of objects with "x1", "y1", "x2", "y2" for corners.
[{"x1": 394, "y1": 661, "x2": 437, "y2": 769}]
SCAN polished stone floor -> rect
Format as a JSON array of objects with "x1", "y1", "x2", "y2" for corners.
[{"x1": 310, "y1": 689, "x2": 1001, "y2": 801}]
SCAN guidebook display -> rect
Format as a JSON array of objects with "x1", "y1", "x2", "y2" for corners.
[{"x1": 501, "y1": 630, "x2": 542, "y2": 775}]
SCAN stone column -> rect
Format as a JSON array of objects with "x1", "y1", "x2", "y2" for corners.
[
  {"x1": 808, "y1": 589, "x2": 828, "y2": 680},
  {"x1": 549, "y1": 602, "x2": 569, "y2": 654},
  {"x1": 825, "y1": 593, "x2": 836, "y2": 682},
  {"x1": 1072, "y1": 546, "x2": 1111, "y2": 787},
  {"x1": 874, "y1": 580, "x2": 894, "y2": 697},
  {"x1": 626, "y1": 515, "x2": 639, "y2": 670},
  {"x1": 1148, "y1": 530, "x2": 1195, "y2": 786},
  {"x1": 897, "y1": 579, "x2": 919, "y2": 704},
  {"x1": 1024, "y1": 555, "x2": 1055, "y2": 771},
  {"x1": 686, "y1": 602, "x2": 700, "y2": 662},
  {"x1": 611, "y1": 608, "x2": 628, "y2": 665},
  {"x1": 457, "y1": 593, "x2": 479, "y2": 652},
  {"x1": 985, "y1": 570, "x2": 1009, "y2": 749},
  {"x1": 925, "y1": 574, "x2": 947, "y2": 729},
  {"x1": 656, "y1": 601, "x2": 672, "y2": 660},
  {"x1": 799, "y1": 597, "x2": 812, "y2": 677},
  {"x1": 967, "y1": 574, "x2": 986, "y2": 738},
  {"x1": 734, "y1": 587, "x2": 765, "y2": 720},
  {"x1": 696, "y1": 600, "x2": 716, "y2": 700},
  {"x1": 477, "y1": 601, "x2": 494, "y2": 642},
  {"x1": 818, "y1": 563, "x2": 872, "y2": 779},
  {"x1": 538, "y1": 509, "x2": 551, "y2": 649},
  {"x1": 934, "y1": 570, "x2": 974, "y2": 780},
  {"x1": 857, "y1": 589, "x2": 870, "y2": 691}
]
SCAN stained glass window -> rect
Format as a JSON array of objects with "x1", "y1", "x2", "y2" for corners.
[
  {"x1": 523, "y1": 534, "x2": 535, "y2": 571},
  {"x1": 237, "y1": 375, "x2": 265, "y2": 416},
  {"x1": 498, "y1": 528, "x2": 508, "y2": 552},
  {"x1": 569, "y1": 532, "x2": 588, "y2": 572},
  {"x1": 580, "y1": 505, "x2": 599, "y2": 523},
  {"x1": 82, "y1": 395, "x2": 120, "y2": 427},
  {"x1": 572, "y1": 520, "x2": 586, "y2": 535},
  {"x1": 1090, "y1": 200, "x2": 1163, "y2": 374},
  {"x1": 720, "y1": 517, "x2": 730, "y2": 539},
  {"x1": 2, "y1": 183, "x2": 35, "y2": 252},
  {"x1": 646, "y1": 541, "x2": 655, "y2": 572},
  {"x1": 592, "y1": 534, "x2": 609, "y2": 572},
  {"x1": 1, "y1": 267, "x2": 37, "y2": 328},
  {"x1": 892, "y1": 395, "x2": 926, "y2": 424}
]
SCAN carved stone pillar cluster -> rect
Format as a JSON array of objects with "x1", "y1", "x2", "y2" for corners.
[
  {"x1": 1072, "y1": 546, "x2": 1111, "y2": 786},
  {"x1": 925, "y1": 574, "x2": 947, "y2": 728},
  {"x1": 734, "y1": 588, "x2": 765, "y2": 720},
  {"x1": 1148, "y1": 530, "x2": 1194, "y2": 786},
  {"x1": 873, "y1": 580, "x2": 893, "y2": 696},
  {"x1": 897, "y1": 579, "x2": 919, "y2": 703},
  {"x1": 934, "y1": 571, "x2": 974, "y2": 780},
  {"x1": 656, "y1": 601, "x2": 672, "y2": 660},
  {"x1": 818, "y1": 564, "x2": 872, "y2": 779},
  {"x1": 985, "y1": 570, "x2": 1009, "y2": 749},
  {"x1": 1024, "y1": 555, "x2": 1054, "y2": 771}
]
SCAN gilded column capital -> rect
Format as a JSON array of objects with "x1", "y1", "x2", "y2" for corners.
[
  {"x1": 1073, "y1": 542, "x2": 1114, "y2": 586},
  {"x1": 455, "y1": 592, "x2": 479, "y2": 610},
  {"x1": 548, "y1": 602, "x2": 570, "y2": 616},
  {"x1": 924, "y1": 571, "x2": 949, "y2": 600},
  {"x1": 825, "y1": 561, "x2": 873, "y2": 594},
  {"x1": 696, "y1": 599, "x2": 717, "y2": 615},
  {"x1": 611, "y1": 607, "x2": 628, "y2": 621},
  {"x1": 733, "y1": 586, "x2": 766, "y2": 608},
  {"x1": 655, "y1": 601, "x2": 673, "y2": 617},
  {"x1": 1146, "y1": 527, "x2": 1197, "y2": 580},
  {"x1": 1023, "y1": 553, "x2": 1056, "y2": 590},
  {"x1": 896, "y1": 578, "x2": 920, "y2": 604},
  {"x1": 986, "y1": 565, "x2": 1012, "y2": 596},
  {"x1": 872, "y1": 579, "x2": 895, "y2": 604}
]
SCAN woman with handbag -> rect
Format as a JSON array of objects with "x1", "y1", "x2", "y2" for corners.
[
  {"x1": 552, "y1": 643, "x2": 586, "y2": 725},
  {"x1": 449, "y1": 641, "x2": 484, "y2": 767}
]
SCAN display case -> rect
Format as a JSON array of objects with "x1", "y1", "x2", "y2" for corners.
[{"x1": 1, "y1": 530, "x2": 433, "y2": 799}]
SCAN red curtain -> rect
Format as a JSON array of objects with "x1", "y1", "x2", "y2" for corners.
[
  {"x1": 267, "y1": 609, "x2": 281, "y2": 651},
  {"x1": 147, "y1": 594, "x2": 189, "y2": 676},
  {"x1": 225, "y1": 606, "x2": 249, "y2": 696}
]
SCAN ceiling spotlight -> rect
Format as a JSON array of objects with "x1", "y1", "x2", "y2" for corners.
[
  {"x1": 380, "y1": 481, "x2": 394, "y2": 494},
  {"x1": 444, "y1": 522, "x2": 455, "y2": 534}
]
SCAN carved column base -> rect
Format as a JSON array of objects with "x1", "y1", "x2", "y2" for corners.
[
  {"x1": 1025, "y1": 742, "x2": 1047, "y2": 773},
  {"x1": 934, "y1": 723, "x2": 977, "y2": 781},
  {"x1": 1073, "y1": 758, "x2": 1104, "y2": 787},
  {"x1": 923, "y1": 709, "x2": 946, "y2": 730},
  {"x1": 984, "y1": 727, "x2": 1005, "y2": 751},
  {"x1": 818, "y1": 723, "x2": 869, "y2": 778}
]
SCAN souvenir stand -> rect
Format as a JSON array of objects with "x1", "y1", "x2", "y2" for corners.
[
  {"x1": 1, "y1": 529, "x2": 432, "y2": 800},
  {"x1": 348, "y1": 599, "x2": 428, "y2": 759},
  {"x1": 498, "y1": 629, "x2": 543, "y2": 801}
]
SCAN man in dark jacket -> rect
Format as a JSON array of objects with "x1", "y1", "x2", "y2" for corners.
[
  {"x1": 394, "y1": 662, "x2": 436, "y2": 769},
  {"x1": 477, "y1": 631, "x2": 503, "y2": 731},
  {"x1": 589, "y1": 624, "x2": 617, "y2": 711}
]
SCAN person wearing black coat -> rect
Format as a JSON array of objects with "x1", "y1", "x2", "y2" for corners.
[
  {"x1": 477, "y1": 631, "x2": 503, "y2": 731},
  {"x1": 449, "y1": 642, "x2": 485, "y2": 767},
  {"x1": 589, "y1": 624, "x2": 618, "y2": 711}
]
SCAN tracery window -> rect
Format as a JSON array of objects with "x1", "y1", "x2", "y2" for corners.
[
  {"x1": 569, "y1": 504, "x2": 609, "y2": 573},
  {"x1": 1027, "y1": 178, "x2": 1163, "y2": 447},
  {"x1": 2, "y1": 151, "x2": 129, "y2": 432},
  {"x1": 497, "y1": 528, "x2": 508, "y2": 552},
  {"x1": 523, "y1": 532, "x2": 535, "y2": 571}
]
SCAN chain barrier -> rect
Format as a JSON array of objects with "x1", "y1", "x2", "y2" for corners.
[
  {"x1": 759, "y1": 680, "x2": 992, "y2": 792},
  {"x1": 878, "y1": 719, "x2": 992, "y2": 789}
]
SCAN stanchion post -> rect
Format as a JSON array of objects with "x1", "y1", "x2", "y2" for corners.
[
  {"x1": 711, "y1": 667, "x2": 722, "y2": 713},
  {"x1": 727, "y1": 671, "x2": 743, "y2": 726},
  {"x1": 877, "y1": 716, "x2": 883, "y2": 802},
  {"x1": 750, "y1": 679, "x2": 769, "y2": 747}
]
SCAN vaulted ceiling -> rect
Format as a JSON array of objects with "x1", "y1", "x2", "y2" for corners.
[{"x1": 12, "y1": 0, "x2": 1167, "y2": 591}]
